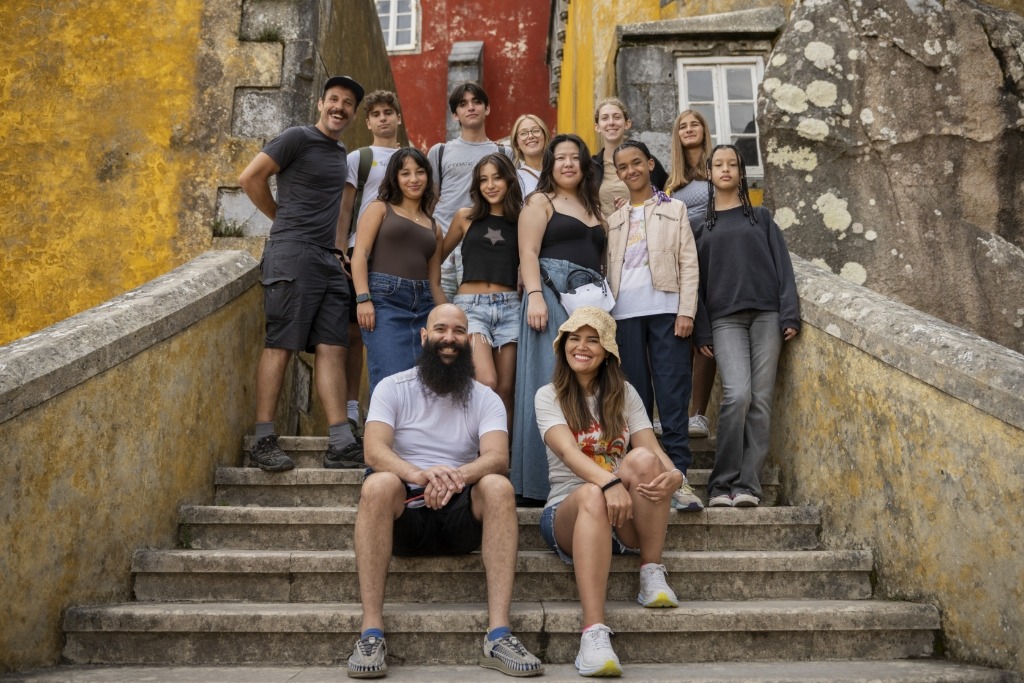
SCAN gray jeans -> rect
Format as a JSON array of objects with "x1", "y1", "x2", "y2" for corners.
[{"x1": 708, "y1": 310, "x2": 783, "y2": 499}]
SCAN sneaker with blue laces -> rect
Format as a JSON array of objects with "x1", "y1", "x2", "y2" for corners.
[
  {"x1": 347, "y1": 634, "x2": 387, "y2": 678},
  {"x1": 479, "y1": 632, "x2": 544, "y2": 677}
]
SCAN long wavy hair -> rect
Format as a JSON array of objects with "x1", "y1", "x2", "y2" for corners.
[
  {"x1": 467, "y1": 154, "x2": 523, "y2": 223},
  {"x1": 535, "y1": 134, "x2": 602, "y2": 221},
  {"x1": 665, "y1": 109, "x2": 712, "y2": 194},
  {"x1": 377, "y1": 147, "x2": 435, "y2": 215},
  {"x1": 551, "y1": 332, "x2": 626, "y2": 442}
]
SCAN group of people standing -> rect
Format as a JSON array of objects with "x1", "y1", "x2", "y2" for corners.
[{"x1": 239, "y1": 75, "x2": 800, "y2": 679}]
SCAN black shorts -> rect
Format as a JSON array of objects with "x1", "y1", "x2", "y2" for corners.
[
  {"x1": 260, "y1": 240, "x2": 350, "y2": 353},
  {"x1": 392, "y1": 485, "x2": 483, "y2": 557}
]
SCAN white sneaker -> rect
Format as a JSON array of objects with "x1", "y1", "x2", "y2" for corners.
[
  {"x1": 688, "y1": 414, "x2": 710, "y2": 438},
  {"x1": 637, "y1": 563, "x2": 679, "y2": 608},
  {"x1": 708, "y1": 493, "x2": 734, "y2": 507},
  {"x1": 671, "y1": 476, "x2": 704, "y2": 512},
  {"x1": 575, "y1": 624, "x2": 622, "y2": 677},
  {"x1": 732, "y1": 491, "x2": 759, "y2": 507}
]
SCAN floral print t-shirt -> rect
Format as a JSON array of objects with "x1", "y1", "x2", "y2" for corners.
[{"x1": 535, "y1": 382, "x2": 652, "y2": 508}]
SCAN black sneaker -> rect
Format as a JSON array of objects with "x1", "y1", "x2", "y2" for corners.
[
  {"x1": 249, "y1": 434, "x2": 295, "y2": 472},
  {"x1": 324, "y1": 440, "x2": 365, "y2": 469}
]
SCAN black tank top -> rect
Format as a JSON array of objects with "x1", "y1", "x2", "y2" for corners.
[
  {"x1": 369, "y1": 204, "x2": 437, "y2": 280},
  {"x1": 539, "y1": 209, "x2": 606, "y2": 273},
  {"x1": 461, "y1": 214, "x2": 519, "y2": 287}
]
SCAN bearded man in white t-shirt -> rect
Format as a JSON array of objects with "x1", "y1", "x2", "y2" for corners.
[{"x1": 346, "y1": 304, "x2": 543, "y2": 679}]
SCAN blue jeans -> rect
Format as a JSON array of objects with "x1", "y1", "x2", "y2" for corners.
[
  {"x1": 362, "y1": 272, "x2": 435, "y2": 398},
  {"x1": 614, "y1": 313, "x2": 693, "y2": 473},
  {"x1": 708, "y1": 310, "x2": 783, "y2": 499}
]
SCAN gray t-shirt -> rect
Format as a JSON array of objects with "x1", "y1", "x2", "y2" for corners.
[
  {"x1": 535, "y1": 382, "x2": 651, "y2": 508},
  {"x1": 672, "y1": 180, "x2": 710, "y2": 231},
  {"x1": 367, "y1": 367, "x2": 507, "y2": 472},
  {"x1": 427, "y1": 138, "x2": 513, "y2": 234},
  {"x1": 345, "y1": 146, "x2": 399, "y2": 248},
  {"x1": 262, "y1": 125, "x2": 348, "y2": 249}
]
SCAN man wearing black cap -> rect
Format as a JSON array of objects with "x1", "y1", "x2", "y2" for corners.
[{"x1": 239, "y1": 75, "x2": 368, "y2": 473}]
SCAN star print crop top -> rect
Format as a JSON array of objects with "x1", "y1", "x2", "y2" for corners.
[{"x1": 460, "y1": 214, "x2": 520, "y2": 287}]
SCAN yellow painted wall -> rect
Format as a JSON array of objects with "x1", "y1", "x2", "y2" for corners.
[
  {"x1": 0, "y1": 262, "x2": 263, "y2": 671},
  {"x1": 772, "y1": 324, "x2": 1024, "y2": 672}
]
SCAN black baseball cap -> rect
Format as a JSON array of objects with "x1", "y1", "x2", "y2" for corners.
[{"x1": 323, "y1": 76, "x2": 365, "y2": 106}]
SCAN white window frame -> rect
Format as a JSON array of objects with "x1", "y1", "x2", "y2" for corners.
[
  {"x1": 376, "y1": 0, "x2": 420, "y2": 54},
  {"x1": 677, "y1": 56, "x2": 765, "y2": 180}
]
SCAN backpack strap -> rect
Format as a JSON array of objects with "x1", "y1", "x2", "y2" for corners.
[
  {"x1": 351, "y1": 147, "x2": 373, "y2": 229},
  {"x1": 436, "y1": 143, "x2": 446, "y2": 196}
]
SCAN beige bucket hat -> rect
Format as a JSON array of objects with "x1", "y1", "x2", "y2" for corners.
[{"x1": 552, "y1": 306, "x2": 620, "y2": 361}]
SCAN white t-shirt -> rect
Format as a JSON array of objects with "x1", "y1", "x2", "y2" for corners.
[
  {"x1": 367, "y1": 368, "x2": 507, "y2": 471},
  {"x1": 611, "y1": 204, "x2": 680, "y2": 320},
  {"x1": 345, "y1": 146, "x2": 399, "y2": 248},
  {"x1": 534, "y1": 382, "x2": 652, "y2": 507},
  {"x1": 517, "y1": 165, "x2": 540, "y2": 198}
]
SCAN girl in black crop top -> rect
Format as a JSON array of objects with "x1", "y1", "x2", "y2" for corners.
[{"x1": 441, "y1": 154, "x2": 524, "y2": 429}]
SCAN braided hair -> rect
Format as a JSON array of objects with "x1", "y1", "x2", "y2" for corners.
[{"x1": 703, "y1": 144, "x2": 758, "y2": 230}]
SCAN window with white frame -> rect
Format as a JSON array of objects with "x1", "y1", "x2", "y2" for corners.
[
  {"x1": 677, "y1": 57, "x2": 764, "y2": 179},
  {"x1": 376, "y1": 0, "x2": 419, "y2": 53}
]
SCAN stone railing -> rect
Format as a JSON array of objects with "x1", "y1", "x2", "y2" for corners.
[
  {"x1": 772, "y1": 256, "x2": 1024, "y2": 673},
  {"x1": 0, "y1": 251, "x2": 263, "y2": 671}
]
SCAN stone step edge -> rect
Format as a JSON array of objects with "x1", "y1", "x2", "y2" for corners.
[
  {"x1": 64, "y1": 600, "x2": 941, "y2": 633},
  {"x1": 243, "y1": 435, "x2": 718, "y2": 451},
  {"x1": 132, "y1": 548, "x2": 873, "y2": 574}
]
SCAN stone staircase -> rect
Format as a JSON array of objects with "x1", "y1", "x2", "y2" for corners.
[{"x1": 58, "y1": 437, "x2": 1016, "y2": 680}]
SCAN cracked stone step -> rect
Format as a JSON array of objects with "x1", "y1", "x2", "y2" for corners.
[
  {"x1": 214, "y1": 466, "x2": 781, "y2": 507},
  {"x1": 242, "y1": 435, "x2": 721, "y2": 470},
  {"x1": 132, "y1": 548, "x2": 872, "y2": 603},
  {"x1": 62, "y1": 600, "x2": 940, "y2": 666},
  {"x1": 179, "y1": 505, "x2": 820, "y2": 552},
  {"x1": 7, "y1": 660, "x2": 1019, "y2": 682}
]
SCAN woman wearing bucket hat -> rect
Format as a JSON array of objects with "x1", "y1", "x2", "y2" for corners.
[{"x1": 534, "y1": 306, "x2": 681, "y2": 677}]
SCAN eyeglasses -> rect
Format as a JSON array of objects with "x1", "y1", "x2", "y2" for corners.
[{"x1": 517, "y1": 128, "x2": 544, "y2": 140}]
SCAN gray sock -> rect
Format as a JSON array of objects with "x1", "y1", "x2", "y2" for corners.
[
  {"x1": 254, "y1": 422, "x2": 275, "y2": 440},
  {"x1": 328, "y1": 422, "x2": 356, "y2": 450}
]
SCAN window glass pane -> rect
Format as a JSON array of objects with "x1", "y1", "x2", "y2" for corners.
[
  {"x1": 686, "y1": 70, "x2": 714, "y2": 103},
  {"x1": 397, "y1": 0, "x2": 411, "y2": 11},
  {"x1": 726, "y1": 68, "x2": 753, "y2": 100},
  {"x1": 694, "y1": 104, "x2": 717, "y2": 136},
  {"x1": 733, "y1": 137, "x2": 760, "y2": 167},
  {"x1": 377, "y1": 0, "x2": 392, "y2": 14},
  {"x1": 396, "y1": 29, "x2": 411, "y2": 46},
  {"x1": 379, "y1": 16, "x2": 390, "y2": 31},
  {"x1": 729, "y1": 104, "x2": 756, "y2": 135},
  {"x1": 397, "y1": 14, "x2": 411, "y2": 29}
]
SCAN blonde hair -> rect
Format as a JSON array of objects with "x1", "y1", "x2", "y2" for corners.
[
  {"x1": 593, "y1": 97, "x2": 630, "y2": 123},
  {"x1": 665, "y1": 109, "x2": 712, "y2": 194},
  {"x1": 510, "y1": 114, "x2": 550, "y2": 165}
]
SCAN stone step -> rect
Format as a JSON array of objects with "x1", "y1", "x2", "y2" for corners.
[
  {"x1": 132, "y1": 548, "x2": 872, "y2": 603},
  {"x1": 243, "y1": 435, "x2": 720, "y2": 470},
  {"x1": 63, "y1": 600, "x2": 940, "y2": 666},
  {"x1": 179, "y1": 505, "x2": 820, "y2": 552},
  {"x1": 214, "y1": 466, "x2": 781, "y2": 507},
  {"x1": 8, "y1": 660, "x2": 1019, "y2": 682}
]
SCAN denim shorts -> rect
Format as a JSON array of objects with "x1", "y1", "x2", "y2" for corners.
[
  {"x1": 539, "y1": 500, "x2": 640, "y2": 566},
  {"x1": 452, "y1": 291, "x2": 520, "y2": 348}
]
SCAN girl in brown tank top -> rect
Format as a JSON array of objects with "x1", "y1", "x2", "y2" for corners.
[{"x1": 350, "y1": 148, "x2": 446, "y2": 395}]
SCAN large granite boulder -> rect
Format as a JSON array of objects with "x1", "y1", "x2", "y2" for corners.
[{"x1": 760, "y1": 0, "x2": 1024, "y2": 352}]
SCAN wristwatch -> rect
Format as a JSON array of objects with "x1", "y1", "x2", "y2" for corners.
[{"x1": 356, "y1": 293, "x2": 372, "y2": 304}]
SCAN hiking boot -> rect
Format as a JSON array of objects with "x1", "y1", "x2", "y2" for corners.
[
  {"x1": 708, "y1": 493, "x2": 734, "y2": 507},
  {"x1": 324, "y1": 440, "x2": 365, "y2": 469},
  {"x1": 347, "y1": 634, "x2": 387, "y2": 679},
  {"x1": 637, "y1": 562, "x2": 679, "y2": 608},
  {"x1": 248, "y1": 434, "x2": 294, "y2": 473},
  {"x1": 575, "y1": 624, "x2": 622, "y2": 677},
  {"x1": 670, "y1": 476, "x2": 704, "y2": 512},
  {"x1": 732, "y1": 491, "x2": 760, "y2": 508},
  {"x1": 480, "y1": 632, "x2": 544, "y2": 677},
  {"x1": 688, "y1": 414, "x2": 710, "y2": 438}
]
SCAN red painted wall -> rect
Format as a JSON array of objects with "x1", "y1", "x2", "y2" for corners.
[{"x1": 389, "y1": 0, "x2": 557, "y2": 151}]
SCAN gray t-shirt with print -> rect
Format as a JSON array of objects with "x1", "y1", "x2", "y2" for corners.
[{"x1": 427, "y1": 138, "x2": 513, "y2": 234}]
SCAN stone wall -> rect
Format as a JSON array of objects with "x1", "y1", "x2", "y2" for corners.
[
  {"x1": 773, "y1": 256, "x2": 1024, "y2": 672},
  {"x1": 0, "y1": 251, "x2": 263, "y2": 672},
  {"x1": 0, "y1": 0, "x2": 396, "y2": 345}
]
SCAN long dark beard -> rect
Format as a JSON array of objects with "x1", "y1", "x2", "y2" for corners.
[{"x1": 416, "y1": 338, "x2": 476, "y2": 408}]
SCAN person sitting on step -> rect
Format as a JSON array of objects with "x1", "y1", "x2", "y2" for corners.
[
  {"x1": 347, "y1": 303, "x2": 544, "y2": 679},
  {"x1": 536, "y1": 306, "x2": 681, "y2": 678}
]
